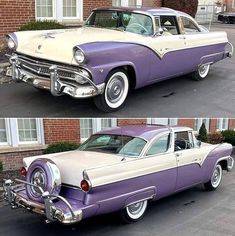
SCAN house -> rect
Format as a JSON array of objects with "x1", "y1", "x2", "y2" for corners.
[
  {"x1": 0, "y1": 118, "x2": 234, "y2": 171},
  {"x1": 0, "y1": 0, "x2": 161, "y2": 46}
]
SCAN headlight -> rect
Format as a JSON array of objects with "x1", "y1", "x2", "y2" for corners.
[
  {"x1": 74, "y1": 48, "x2": 85, "y2": 64},
  {"x1": 6, "y1": 35, "x2": 17, "y2": 50}
]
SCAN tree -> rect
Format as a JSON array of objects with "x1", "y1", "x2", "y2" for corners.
[
  {"x1": 162, "y1": 0, "x2": 199, "y2": 18},
  {"x1": 198, "y1": 123, "x2": 208, "y2": 142}
]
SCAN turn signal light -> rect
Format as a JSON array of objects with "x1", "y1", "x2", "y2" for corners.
[
  {"x1": 80, "y1": 179, "x2": 91, "y2": 192},
  {"x1": 20, "y1": 167, "x2": 27, "y2": 177}
]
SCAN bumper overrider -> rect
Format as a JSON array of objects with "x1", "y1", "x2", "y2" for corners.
[
  {"x1": 2, "y1": 178, "x2": 82, "y2": 224},
  {"x1": 8, "y1": 54, "x2": 105, "y2": 98}
]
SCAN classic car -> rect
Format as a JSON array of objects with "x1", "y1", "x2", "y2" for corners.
[
  {"x1": 218, "y1": 12, "x2": 235, "y2": 24},
  {"x1": 6, "y1": 7, "x2": 233, "y2": 112},
  {"x1": 3, "y1": 125, "x2": 234, "y2": 225}
]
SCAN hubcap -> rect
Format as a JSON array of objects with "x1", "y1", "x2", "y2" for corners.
[
  {"x1": 106, "y1": 76, "x2": 124, "y2": 103},
  {"x1": 31, "y1": 168, "x2": 46, "y2": 195},
  {"x1": 199, "y1": 64, "x2": 210, "y2": 78},
  {"x1": 211, "y1": 166, "x2": 222, "y2": 188},
  {"x1": 126, "y1": 200, "x2": 147, "y2": 219}
]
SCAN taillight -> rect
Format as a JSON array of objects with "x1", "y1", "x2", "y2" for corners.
[
  {"x1": 20, "y1": 167, "x2": 27, "y2": 177},
  {"x1": 80, "y1": 179, "x2": 91, "y2": 192}
]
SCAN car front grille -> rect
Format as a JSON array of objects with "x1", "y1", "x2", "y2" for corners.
[{"x1": 16, "y1": 54, "x2": 89, "y2": 83}]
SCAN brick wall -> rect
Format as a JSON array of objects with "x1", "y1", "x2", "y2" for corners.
[
  {"x1": 209, "y1": 119, "x2": 217, "y2": 133},
  {"x1": 142, "y1": 0, "x2": 162, "y2": 7},
  {"x1": 229, "y1": 119, "x2": 235, "y2": 130},
  {"x1": 83, "y1": 0, "x2": 112, "y2": 19},
  {"x1": 177, "y1": 119, "x2": 195, "y2": 129},
  {"x1": 225, "y1": 0, "x2": 235, "y2": 12},
  {"x1": 117, "y1": 119, "x2": 146, "y2": 126},
  {"x1": 44, "y1": 119, "x2": 80, "y2": 144},
  {"x1": 0, "y1": 148, "x2": 44, "y2": 171},
  {"x1": 0, "y1": 0, "x2": 35, "y2": 46}
]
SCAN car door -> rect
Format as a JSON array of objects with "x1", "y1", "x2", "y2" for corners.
[
  {"x1": 147, "y1": 15, "x2": 189, "y2": 83},
  {"x1": 174, "y1": 130, "x2": 205, "y2": 191},
  {"x1": 143, "y1": 132, "x2": 177, "y2": 198}
]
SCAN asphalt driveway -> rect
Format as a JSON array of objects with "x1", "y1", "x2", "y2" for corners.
[
  {"x1": 0, "y1": 165, "x2": 234, "y2": 236},
  {"x1": 0, "y1": 24, "x2": 235, "y2": 117}
]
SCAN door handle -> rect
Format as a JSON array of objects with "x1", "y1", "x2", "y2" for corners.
[
  {"x1": 175, "y1": 152, "x2": 182, "y2": 157},
  {"x1": 179, "y1": 36, "x2": 186, "y2": 40}
]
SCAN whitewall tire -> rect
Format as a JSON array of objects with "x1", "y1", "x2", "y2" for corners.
[
  {"x1": 120, "y1": 200, "x2": 148, "y2": 223},
  {"x1": 192, "y1": 64, "x2": 210, "y2": 81},
  {"x1": 94, "y1": 69, "x2": 129, "y2": 112},
  {"x1": 204, "y1": 164, "x2": 223, "y2": 191}
]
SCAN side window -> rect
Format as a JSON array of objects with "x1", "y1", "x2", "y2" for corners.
[
  {"x1": 160, "y1": 16, "x2": 179, "y2": 35},
  {"x1": 181, "y1": 16, "x2": 200, "y2": 33},
  {"x1": 146, "y1": 134, "x2": 170, "y2": 156},
  {"x1": 174, "y1": 131, "x2": 194, "y2": 151}
]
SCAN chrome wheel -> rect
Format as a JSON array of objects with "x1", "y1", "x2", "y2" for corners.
[
  {"x1": 126, "y1": 200, "x2": 148, "y2": 220},
  {"x1": 211, "y1": 165, "x2": 222, "y2": 188},
  {"x1": 198, "y1": 64, "x2": 210, "y2": 78},
  {"x1": 104, "y1": 71, "x2": 129, "y2": 109}
]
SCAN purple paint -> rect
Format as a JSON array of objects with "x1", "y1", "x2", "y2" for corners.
[{"x1": 79, "y1": 41, "x2": 227, "y2": 88}]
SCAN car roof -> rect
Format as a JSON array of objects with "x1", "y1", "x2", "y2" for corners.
[
  {"x1": 93, "y1": 6, "x2": 181, "y2": 16},
  {"x1": 96, "y1": 125, "x2": 193, "y2": 142}
]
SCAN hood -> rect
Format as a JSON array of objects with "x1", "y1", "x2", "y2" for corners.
[
  {"x1": 23, "y1": 150, "x2": 122, "y2": 187},
  {"x1": 14, "y1": 27, "x2": 141, "y2": 64}
]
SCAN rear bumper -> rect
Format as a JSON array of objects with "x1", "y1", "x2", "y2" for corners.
[
  {"x1": 8, "y1": 54, "x2": 105, "y2": 98},
  {"x1": 3, "y1": 179, "x2": 83, "y2": 224}
]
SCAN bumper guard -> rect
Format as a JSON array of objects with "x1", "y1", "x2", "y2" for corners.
[
  {"x1": 2, "y1": 178, "x2": 82, "y2": 224},
  {"x1": 8, "y1": 54, "x2": 105, "y2": 98}
]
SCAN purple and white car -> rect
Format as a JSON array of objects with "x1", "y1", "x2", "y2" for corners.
[
  {"x1": 6, "y1": 7, "x2": 233, "y2": 112},
  {"x1": 3, "y1": 125, "x2": 234, "y2": 224}
]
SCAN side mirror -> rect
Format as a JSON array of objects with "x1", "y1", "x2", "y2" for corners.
[
  {"x1": 153, "y1": 27, "x2": 164, "y2": 37},
  {"x1": 197, "y1": 140, "x2": 202, "y2": 147}
]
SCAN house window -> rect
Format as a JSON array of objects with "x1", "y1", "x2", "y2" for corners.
[
  {"x1": 36, "y1": 0, "x2": 54, "y2": 18},
  {"x1": 147, "y1": 118, "x2": 178, "y2": 126},
  {"x1": 80, "y1": 119, "x2": 117, "y2": 142},
  {"x1": 80, "y1": 119, "x2": 93, "y2": 141},
  {"x1": 0, "y1": 119, "x2": 7, "y2": 144},
  {"x1": 17, "y1": 119, "x2": 38, "y2": 143},
  {"x1": 63, "y1": 0, "x2": 77, "y2": 17},
  {"x1": 112, "y1": 0, "x2": 142, "y2": 7},
  {"x1": 194, "y1": 118, "x2": 210, "y2": 132},
  {"x1": 0, "y1": 119, "x2": 44, "y2": 147},
  {"x1": 217, "y1": 118, "x2": 228, "y2": 131}
]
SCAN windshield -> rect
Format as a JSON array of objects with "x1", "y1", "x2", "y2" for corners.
[
  {"x1": 79, "y1": 134, "x2": 147, "y2": 157},
  {"x1": 85, "y1": 10, "x2": 154, "y2": 36}
]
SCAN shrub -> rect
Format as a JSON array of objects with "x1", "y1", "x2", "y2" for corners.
[
  {"x1": 207, "y1": 132, "x2": 224, "y2": 144},
  {"x1": 43, "y1": 142, "x2": 80, "y2": 154},
  {"x1": 198, "y1": 123, "x2": 208, "y2": 142},
  {"x1": 18, "y1": 20, "x2": 65, "y2": 31},
  {"x1": 163, "y1": 0, "x2": 199, "y2": 18},
  {"x1": 221, "y1": 130, "x2": 235, "y2": 146},
  {"x1": 0, "y1": 161, "x2": 3, "y2": 172}
]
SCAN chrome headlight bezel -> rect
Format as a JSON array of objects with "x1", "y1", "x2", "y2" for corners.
[
  {"x1": 6, "y1": 34, "x2": 18, "y2": 50},
  {"x1": 73, "y1": 47, "x2": 86, "y2": 64}
]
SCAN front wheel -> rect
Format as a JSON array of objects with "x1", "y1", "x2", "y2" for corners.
[
  {"x1": 192, "y1": 64, "x2": 210, "y2": 81},
  {"x1": 94, "y1": 70, "x2": 129, "y2": 112},
  {"x1": 120, "y1": 200, "x2": 148, "y2": 223},
  {"x1": 204, "y1": 164, "x2": 223, "y2": 191}
]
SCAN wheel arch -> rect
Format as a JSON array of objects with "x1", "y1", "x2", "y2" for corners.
[{"x1": 107, "y1": 64, "x2": 137, "y2": 91}]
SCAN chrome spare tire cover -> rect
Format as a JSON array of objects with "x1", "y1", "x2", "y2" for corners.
[{"x1": 26, "y1": 159, "x2": 61, "y2": 203}]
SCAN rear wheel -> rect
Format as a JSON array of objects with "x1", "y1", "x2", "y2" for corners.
[
  {"x1": 192, "y1": 64, "x2": 210, "y2": 81},
  {"x1": 120, "y1": 200, "x2": 148, "y2": 223},
  {"x1": 94, "y1": 69, "x2": 129, "y2": 112},
  {"x1": 204, "y1": 164, "x2": 223, "y2": 191}
]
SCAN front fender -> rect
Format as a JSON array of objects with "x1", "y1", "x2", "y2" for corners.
[{"x1": 78, "y1": 42, "x2": 152, "y2": 87}]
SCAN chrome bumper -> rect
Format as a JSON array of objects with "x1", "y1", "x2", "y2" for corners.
[
  {"x1": 227, "y1": 156, "x2": 234, "y2": 172},
  {"x1": 9, "y1": 54, "x2": 105, "y2": 98},
  {"x1": 3, "y1": 179, "x2": 83, "y2": 224}
]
